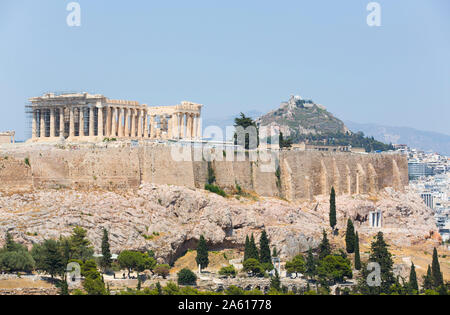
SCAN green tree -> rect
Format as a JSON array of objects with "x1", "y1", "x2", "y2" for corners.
[
  {"x1": 285, "y1": 255, "x2": 306, "y2": 277},
  {"x1": 0, "y1": 251, "x2": 35, "y2": 273},
  {"x1": 244, "y1": 235, "x2": 250, "y2": 261},
  {"x1": 69, "y1": 227, "x2": 94, "y2": 262},
  {"x1": 177, "y1": 268, "x2": 197, "y2": 285},
  {"x1": 219, "y1": 265, "x2": 237, "y2": 277},
  {"x1": 317, "y1": 255, "x2": 352, "y2": 284},
  {"x1": 431, "y1": 248, "x2": 444, "y2": 288},
  {"x1": 117, "y1": 250, "x2": 139, "y2": 278},
  {"x1": 42, "y1": 239, "x2": 65, "y2": 279},
  {"x1": 196, "y1": 235, "x2": 209, "y2": 271},
  {"x1": 243, "y1": 258, "x2": 264, "y2": 276},
  {"x1": 279, "y1": 132, "x2": 292, "y2": 148},
  {"x1": 345, "y1": 219, "x2": 356, "y2": 254},
  {"x1": 248, "y1": 234, "x2": 259, "y2": 261},
  {"x1": 233, "y1": 113, "x2": 259, "y2": 150},
  {"x1": 329, "y1": 187, "x2": 337, "y2": 229},
  {"x1": 423, "y1": 265, "x2": 433, "y2": 291},
  {"x1": 270, "y1": 270, "x2": 282, "y2": 292},
  {"x1": 100, "y1": 228, "x2": 112, "y2": 271},
  {"x1": 409, "y1": 262, "x2": 418, "y2": 293},
  {"x1": 305, "y1": 248, "x2": 316, "y2": 280},
  {"x1": 318, "y1": 230, "x2": 331, "y2": 260},
  {"x1": 369, "y1": 232, "x2": 395, "y2": 294},
  {"x1": 354, "y1": 232, "x2": 361, "y2": 270},
  {"x1": 259, "y1": 230, "x2": 271, "y2": 265}
]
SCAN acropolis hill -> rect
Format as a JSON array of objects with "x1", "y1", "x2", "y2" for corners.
[{"x1": 0, "y1": 93, "x2": 447, "y2": 282}]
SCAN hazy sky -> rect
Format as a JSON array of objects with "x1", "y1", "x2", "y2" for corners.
[{"x1": 0, "y1": 0, "x2": 449, "y2": 140}]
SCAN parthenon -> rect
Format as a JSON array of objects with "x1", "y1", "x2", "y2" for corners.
[{"x1": 27, "y1": 93, "x2": 202, "y2": 142}]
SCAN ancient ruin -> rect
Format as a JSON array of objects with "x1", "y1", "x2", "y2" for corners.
[{"x1": 27, "y1": 92, "x2": 202, "y2": 142}]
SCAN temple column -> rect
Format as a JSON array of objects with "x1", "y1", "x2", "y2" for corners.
[
  {"x1": 49, "y1": 108, "x2": 55, "y2": 138},
  {"x1": 111, "y1": 107, "x2": 117, "y2": 137},
  {"x1": 32, "y1": 109, "x2": 37, "y2": 139},
  {"x1": 105, "y1": 106, "x2": 111, "y2": 137},
  {"x1": 39, "y1": 109, "x2": 45, "y2": 138},
  {"x1": 144, "y1": 111, "x2": 149, "y2": 138},
  {"x1": 150, "y1": 115, "x2": 156, "y2": 139},
  {"x1": 168, "y1": 116, "x2": 173, "y2": 139},
  {"x1": 69, "y1": 107, "x2": 75, "y2": 138},
  {"x1": 193, "y1": 114, "x2": 198, "y2": 139},
  {"x1": 138, "y1": 110, "x2": 143, "y2": 138},
  {"x1": 89, "y1": 106, "x2": 95, "y2": 137},
  {"x1": 196, "y1": 114, "x2": 202, "y2": 140},
  {"x1": 118, "y1": 107, "x2": 124, "y2": 138},
  {"x1": 97, "y1": 103, "x2": 104, "y2": 137},
  {"x1": 180, "y1": 113, "x2": 186, "y2": 139},
  {"x1": 79, "y1": 107, "x2": 85, "y2": 137},
  {"x1": 124, "y1": 108, "x2": 130, "y2": 138},
  {"x1": 130, "y1": 109, "x2": 135, "y2": 137},
  {"x1": 59, "y1": 108, "x2": 65, "y2": 138}
]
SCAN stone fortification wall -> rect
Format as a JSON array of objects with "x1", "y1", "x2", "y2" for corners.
[{"x1": 0, "y1": 144, "x2": 407, "y2": 198}]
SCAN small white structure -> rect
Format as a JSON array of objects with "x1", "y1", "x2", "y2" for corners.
[{"x1": 369, "y1": 210, "x2": 383, "y2": 228}]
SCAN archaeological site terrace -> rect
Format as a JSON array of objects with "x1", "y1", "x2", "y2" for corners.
[{"x1": 27, "y1": 92, "x2": 203, "y2": 143}]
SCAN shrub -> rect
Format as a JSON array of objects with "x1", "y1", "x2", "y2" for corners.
[
  {"x1": 0, "y1": 251, "x2": 35, "y2": 273},
  {"x1": 154, "y1": 264, "x2": 170, "y2": 279},
  {"x1": 219, "y1": 265, "x2": 237, "y2": 277},
  {"x1": 177, "y1": 268, "x2": 197, "y2": 285},
  {"x1": 205, "y1": 184, "x2": 226, "y2": 197},
  {"x1": 243, "y1": 259, "x2": 264, "y2": 277}
]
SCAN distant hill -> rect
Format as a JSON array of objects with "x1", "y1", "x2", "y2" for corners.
[
  {"x1": 345, "y1": 121, "x2": 450, "y2": 156},
  {"x1": 256, "y1": 95, "x2": 348, "y2": 138}
]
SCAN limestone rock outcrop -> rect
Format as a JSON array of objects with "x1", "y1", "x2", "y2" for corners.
[{"x1": 0, "y1": 184, "x2": 438, "y2": 264}]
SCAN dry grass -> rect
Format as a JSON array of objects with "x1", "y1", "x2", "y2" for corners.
[
  {"x1": 0, "y1": 279, "x2": 54, "y2": 289},
  {"x1": 171, "y1": 249, "x2": 240, "y2": 274}
]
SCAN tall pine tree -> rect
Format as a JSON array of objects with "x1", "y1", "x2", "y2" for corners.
[
  {"x1": 305, "y1": 248, "x2": 316, "y2": 280},
  {"x1": 244, "y1": 235, "x2": 250, "y2": 262},
  {"x1": 249, "y1": 234, "x2": 259, "y2": 261},
  {"x1": 354, "y1": 232, "x2": 361, "y2": 270},
  {"x1": 318, "y1": 230, "x2": 331, "y2": 260},
  {"x1": 196, "y1": 235, "x2": 209, "y2": 271},
  {"x1": 345, "y1": 219, "x2": 356, "y2": 253},
  {"x1": 423, "y1": 265, "x2": 433, "y2": 291},
  {"x1": 409, "y1": 262, "x2": 418, "y2": 293},
  {"x1": 100, "y1": 228, "x2": 112, "y2": 271},
  {"x1": 329, "y1": 187, "x2": 336, "y2": 229},
  {"x1": 259, "y1": 230, "x2": 271, "y2": 264},
  {"x1": 369, "y1": 232, "x2": 395, "y2": 294},
  {"x1": 431, "y1": 247, "x2": 444, "y2": 288}
]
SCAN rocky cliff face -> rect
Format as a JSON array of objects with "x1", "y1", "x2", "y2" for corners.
[
  {"x1": 256, "y1": 95, "x2": 349, "y2": 137},
  {"x1": 0, "y1": 184, "x2": 438, "y2": 264}
]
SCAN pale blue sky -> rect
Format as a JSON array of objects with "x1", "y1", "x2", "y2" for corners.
[{"x1": 0, "y1": 0, "x2": 449, "y2": 140}]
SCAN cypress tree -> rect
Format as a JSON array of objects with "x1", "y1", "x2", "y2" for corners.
[
  {"x1": 100, "y1": 228, "x2": 112, "y2": 271},
  {"x1": 270, "y1": 269, "x2": 281, "y2": 292},
  {"x1": 259, "y1": 230, "x2": 271, "y2": 264},
  {"x1": 196, "y1": 235, "x2": 209, "y2": 271},
  {"x1": 423, "y1": 265, "x2": 433, "y2": 291},
  {"x1": 409, "y1": 262, "x2": 418, "y2": 293},
  {"x1": 369, "y1": 232, "x2": 395, "y2": 294},
  {"x1": 305, "y1": 248, "x2": 316, "y2": 280},
  {"x1": 272, "y1": 247, "x2": 278, "y2": 258},
  {"x1": 329, "y1": 187, "x2": 337, "y2": 229},
  {"x1": 249, "y1": 234, "x2": 259, "y2": 261},
  {"x1": 345, "y1": 219, "x2": 356, "y2": 253},
  {"x1": 354, "y1": 232, "x2": 361, "y2": 270},
  {"x1": 431, "y1": 247, "x2": 444, "y2": 288},
  {"x1": 5, "y1": 232, "x2": 15, "y2": 251},
  {"x1": 244, "y1": 235, "x2": 250, "y2": 261},
  {"x1": 318, "y1": 230, "x2": 331, "y2": 260}
]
